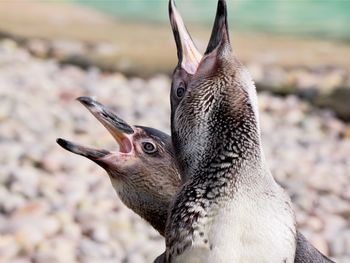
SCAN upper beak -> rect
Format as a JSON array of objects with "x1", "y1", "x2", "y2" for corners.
[
  {"x1": 77, "y1": 96, "x2": 134, "y2": 153},
  {"x1": 169, "y1": 0, "x2": 202, "y2": 74},
  {"x1": 205, "y1": 0, "x2": 231, "y2": 55}
]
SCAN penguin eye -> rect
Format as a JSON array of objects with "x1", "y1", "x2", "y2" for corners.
[
  {"x1": 141, "y1": 141, "x2": 157, "y2": 154},
  {"x1": 176, "y1": 83, "x2": 186, "y2": 99}
]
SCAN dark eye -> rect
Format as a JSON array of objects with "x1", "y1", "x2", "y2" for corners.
[
  {"x1": 176, "y1": 83, "x2": 186, "y2": 99},
  {"x1": 141, "y1": 142, "x2": 157, "y2": 154}
]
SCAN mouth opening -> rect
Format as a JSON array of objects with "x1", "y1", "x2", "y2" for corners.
[
  {"x1": 77, "y1": 96, "x2": 135, "y2": 155},
  {"x1": 114, "y1": 133, "x2": 133, "y2": 154}
]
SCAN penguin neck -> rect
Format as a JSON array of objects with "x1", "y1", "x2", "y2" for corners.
[
  {"x1": 136, "y1": 196, "x2": 170, "y2": 236},
  {"x1": 166, "y1": 106, "x2": 269, "y2": 243},
  {"x1": 111, "y1": 179, "x2": 171, "y2": 236},
  {"x1": 185, "y1": 100, "x2": 266, "y2": 189}
]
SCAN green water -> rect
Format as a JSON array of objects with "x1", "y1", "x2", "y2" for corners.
[{"x1": 74, "y1": 0, "x2": 350, "y2": 40}]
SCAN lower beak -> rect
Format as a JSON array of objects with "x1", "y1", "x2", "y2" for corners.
[{"x1": 56, "y1": 138, "x2": 109, "y2": 161}]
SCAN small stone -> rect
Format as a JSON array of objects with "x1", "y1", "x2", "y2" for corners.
[
  {"x1": 324, "y1": 215, "x2": 348, "y2": 239},
  {"x1": 6, "y1": 167, "x2": 39, "y2": 198},
  {"x1": 38, "y1": 150, "x2": 65, "y2": 173},
  {"x1": 92, "y1": 43, "x2": 119, "y2": 56},
  {"x1": 26, "y1": 39, "x2": 49, "y2": 58},
  {"x1": 343, "y1": 125, "x2": 350, "y2": 138},
  {"x1": 321, "y1": 70, "x2": 345, "y2": 90},
  {"x1": 32, "y1": 252, "x2": 61, "y2": 263},
  {"x1": 7, "y1": 258, "x2": 31, "y2": 263},
  {"x1": 307, "y1": 216, "x2": 323, "y2": 232},
  {"x1": 0, "y1": 235, "x2": 19, "y2": 262},
  {"x1": 15, "y1": 227, "x2": 45, "y2": 253},
  {"x1": 41, "y1": 216, "x2": 60, "y2": 237},
  {"x1": 0, "y1": 189, "x2": 26, "y2": 214},
  {"x1": 90, "y1": 225, "x2": 110, "y2": 243},
  {"x1": 329, "y1": 237, "x2": 346, "y2": 256},
  {"x1": 12, "y1": 201, "x2": 48, "y2": 218},
  {"x1": 61, "y1": 222, "x2": 82, "y2": 241},
  {"x1": 124, "y1": 253, "x2": 145, "y2": 263},
  {"x1": 50, "y1": 39, "x2": 86, "y2": 58},
  {"x1": 0, "y1": 39, "x2": 18, "y2": 53},
  {"x1": 35, "y1": 236, "x2": 76, "y2": 263}
]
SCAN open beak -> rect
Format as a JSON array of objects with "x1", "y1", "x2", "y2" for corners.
[
  {"x1": 169, "y1": 0, "x2": 202, "y2": 74},
  {"x1": 77, "y1": 96, "x2": 134, "y2": 153},
  {"x1": 57, "y1": 97, "x2": 135, "y2": 168}
]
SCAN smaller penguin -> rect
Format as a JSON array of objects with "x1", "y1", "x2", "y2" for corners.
[{"x1": 57, "y1": 96, "x2": 180, "y2": 236}]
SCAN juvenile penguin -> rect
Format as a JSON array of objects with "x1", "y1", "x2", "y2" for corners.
[
  {"x1": 57, "y1": 96, "x2": 179, "y2": 236},
  {"x1": 165, "y1": 0, "x2": 297, "y2": 262},
  {"x1": 57, "y1": 98, "x2": 332, "y2": 263}
]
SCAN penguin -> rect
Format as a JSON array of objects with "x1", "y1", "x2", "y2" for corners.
[
  {"x1": 165, "y1": 0, "x2": 297, "y2": 262},
  {"x1": 56, "y1": 96, "x2": 180, "y2": 236},
  {"x1": 57, "y1": 97, "x2": 333, "y2": 263}
]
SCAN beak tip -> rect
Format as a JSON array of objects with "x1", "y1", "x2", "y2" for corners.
[
  {"x1": 56, "y1": 138, "x2": 65, "y2": 147},
  {"x1": 56, "y1": 138, "x2": 71, "y2": 151},
  {"x1": 56, "y1": 137, "x2": 110, "y2": 159},
  {"x1": 169, "y1": 0, "x2": 203, "y2": 74},
  {"x1": 204, "y1": 0, "x2": 230, "y2": 55},
  {"x1": 169, "y1": 0, "x2": 176, "y2": 12},
  {"x1": 77, "y1": 96, "x2": 95, "y2": 107},
  {"x1": 218, "y1": 0, "x2": 228, "y2": 18}
]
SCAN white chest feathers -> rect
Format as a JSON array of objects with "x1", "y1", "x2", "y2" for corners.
[{"x1": 172, "y1": 185, "x2": 296, "y2": 263}]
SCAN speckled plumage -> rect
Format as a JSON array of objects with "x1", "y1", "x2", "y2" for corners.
[
  {"x1": 166, "y1": 58, "x2": 297, "y2": 263},
  {"x1": 165, "y1": 1, "x2": 297, "y2": 262}
]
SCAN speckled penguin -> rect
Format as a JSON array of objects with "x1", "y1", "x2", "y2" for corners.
[{"x1": 164, "y1": 0, "x2": 297, "y2": 262}]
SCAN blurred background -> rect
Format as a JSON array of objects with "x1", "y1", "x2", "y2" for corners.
[{"x1": 0, "y1": 0, "x2": 349, "y2": 262}]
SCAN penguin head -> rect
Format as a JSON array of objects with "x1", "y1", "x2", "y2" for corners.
[
  {"x1": 169, "y1": 0, "x2": 259, "y2": 177},
  {"x1": 57, "y1": 97, "x2": 180, "y2": 203}
]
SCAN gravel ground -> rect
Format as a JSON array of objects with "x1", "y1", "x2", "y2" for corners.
[{"x1": 0, "y1": 40, "x2": 349, "y2": 262}]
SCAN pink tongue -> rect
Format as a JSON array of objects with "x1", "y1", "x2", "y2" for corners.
[{"x1": 119, "y1": 137, "x2": 132, "y2": 153}]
